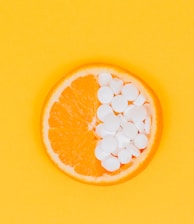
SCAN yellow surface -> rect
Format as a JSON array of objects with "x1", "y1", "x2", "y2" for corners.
[{"x1": 0, "y1": 0, "x2": 194, "y2": 223}]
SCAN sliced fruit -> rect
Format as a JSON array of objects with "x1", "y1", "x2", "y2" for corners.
[{"x1": 41, "y1": 64, "x2": 162, "y2": 185}]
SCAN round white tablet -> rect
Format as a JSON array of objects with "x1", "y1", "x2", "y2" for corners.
[
  {"x1": 97, "y1": 86, "x2": 114, "y2": 104},
  {"x1": 134, "y1": 134, "x2": 148, "y2": 149},
  {"x1": 101, "y1": 156, "x2": 120, "y2": 172},
  {"x1": 98, "y1": 72, "x2": 112, "y2": 86},
  {"x1": 95, "y1": 144, "x2": 110, "y2": 161},
  {"x1": 101, "y1": 135, "x2": 118, "y2": 153},
  {"x1": 97, "y1": 104, "x2": 114, "y2": 121},
  {"x1": 95, "y1": 123, "x2": 115, "y2": 137},
  {"x1": 111, "y1": 95, "x2": 128, "y2": 113},
  {"x1": 122, "y1": 122, "x2": 138, "y2": 140},
  {"x1": 103, "y1": 114, "x2": 121, "y2": 133},
  {"x1": 118, "y1": 149, "x2": 132, "y2": 164},
  {"x1": 110, "y1": 78, "x2": 123, "y2": 94},
  {"x1": 130, "y1": 106, "x2": 147, "y2": 123},
  {"x1": 121, "y1": 83, "x2": 139, "y2": 101}
]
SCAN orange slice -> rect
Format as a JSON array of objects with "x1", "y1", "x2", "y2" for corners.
[{"x1": 41, "y1": 64, "x2": 162, "y2": 185}]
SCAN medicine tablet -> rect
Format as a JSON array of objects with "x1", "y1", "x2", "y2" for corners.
[
  {"x1": 97, "y1": 86, "x2": 114, "y2": 104},
  {"x1": 130, "y1": 106, "x2": 147, "y2": 123},
  {"x1": 103, "y1": 115, "x2": 121, "y2": 133},
  {"x1": 134, "y1": 134, "x2": 148, "y2": 149},
  {"x1": 97, "y1": 104, "x2": 113, "y2": 121},
  {"x1": 118, "y1": 149, "x2": 132, "y2": 164},
  {"x1": 121, "y1": 83, "x2": 139, "y2": 101},
  {"x1": 95, "y1": 145, "x2": 110, "y2": 161},
  {"x1": 101, "y1": 135, "x2": 118, "y2": 153},
  {"x1": 98, "y1": 72, "x2": 112, "y2": 86},
  {"x1": 122, "y1": 122, "x2": 138, "y2": 140},
  {"x1": 101, "y1": 156, "x2": 120, "y2": 172},
  {"x1": 111, "y1": 95, "x2": 128, "y2": 113},
  {"x1": 110, "y1": 78, "x2": 123, "y2": 94}
]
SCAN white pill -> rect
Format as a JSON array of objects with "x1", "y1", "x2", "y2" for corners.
[
  {"x1": 95, "y1": 144, "x2": 110, "y2": 161},
  {"x1": 98, "y1": 72, "x2": 112, "y2": 86},
  {"x1": 101, "y1": 135, "x2": 118, "y2": 153},
  {"x1": 126, "y1": 144, "x2": 141, "y2": 157},
  {"x1": 122, "y1": 122, "x2": 138, "y2": 140},
  {"x1": 115, "y1": 131, "x2": 130, "y2": 148},
  {"x1": 111, "y1": 95, "x2": 128, "y2": 113},
  {"x1": 144, "y1": 117, "x2": 151, "y2": 134},
  {"x1": 95, "y1": 123, "x2": 115, "y2": 137},
  {"x1": 130, "y1": 106, "x2": 147, "y2": 123},
  {"x1": 118, "y1": 114, "x2": 128, "y2": 127},
  {"x1": 144, "y1": 103, "x2": 152, "y2": 116},
  {"x1": 124, "y1": 104, "x2": 135, "y2": 121},
  {"x1": 110, "y1": 78, "x2": 123, "y2": 94},
  {"x1": 97, "y1": 86, "x2": 114, "y2": 104},
  {"x1": 101, "y1": 155, "x2": 120, "y2": 172},
  {"x1": 134, "y1": 134, "x2": 148, "y2": 149},
  {"x1": 133, "y1": 94, "x2": 146, "y2": 106},
  {"x1": 104, "y1": 115, "x2": 121, "y2": 133},
  {"x1": 121, "y1": 83, "x2": 139, "y2": 101},
  {"x1": 118, "y1": 149, "x2": 132, "y2": 164},
  {"x1": 97, "y1": 104, "x2": 113, "y2": 121},
  {"x1": 135, "y1": 121, "x2": 145, "y2": 133}
]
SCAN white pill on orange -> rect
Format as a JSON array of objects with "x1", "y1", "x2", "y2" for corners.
[
  {"x1": 98, "y1": 73, "x2": 112, "y2": 86},
  {"x1": 101, "y1": 135, "x2": 118, "y2": 153},
  {"x1": 110, "y1": 78, "x2": 123, "y2": 94},
  {"x1": 121, "y1": 83, "x2": 139, "y2": 101},
  {"x1": 111, "y1": 95, "x2": 128, "y2": 113},
  {"x1": 118, "y1": 149, "x2": 132, "y2": 164},
  {"x1": 95, "y1": 145, "x2": 110, "y2": 161},
  {"x1": 97, "y1": 104, "x2": 114, "y2": 121},
  {"x1": 130, "y1": 106, "x2": 147, "y2": 123},
  {"x1": 134, "y1": 134, "x2": 148, "y2": 149},
  {"x1": 97, "y1": 86, "x2": 114, "y2": 104},
  {"x1": 103, "y1": 114, "x2": 121, "y2": 133},
  {"x1": 122, "y1": 122, "x2": 138, "y2": 140},
  {"x1": 101, "y1": 155, "x2": 120, "y2": 172}
]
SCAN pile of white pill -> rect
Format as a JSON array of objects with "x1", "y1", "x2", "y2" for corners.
[{"x1": 94, "y1": 72, "x2": 152, "y2": 172}]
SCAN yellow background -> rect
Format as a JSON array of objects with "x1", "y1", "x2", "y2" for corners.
[{"x1": 0, "y1": 0, "x2": 194, "y2": 223}]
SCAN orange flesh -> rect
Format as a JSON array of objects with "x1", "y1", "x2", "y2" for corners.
[{"x1": 48, "y1": 75, "x2": 107, "y2": 176}]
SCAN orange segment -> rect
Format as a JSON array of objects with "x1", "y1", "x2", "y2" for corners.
[
  {"x1": 47, "y1": 75, "x2": 102, "y2": 175},
  {"x1": 41, "y1": 64, "x2": 162, "y2": 185}
]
